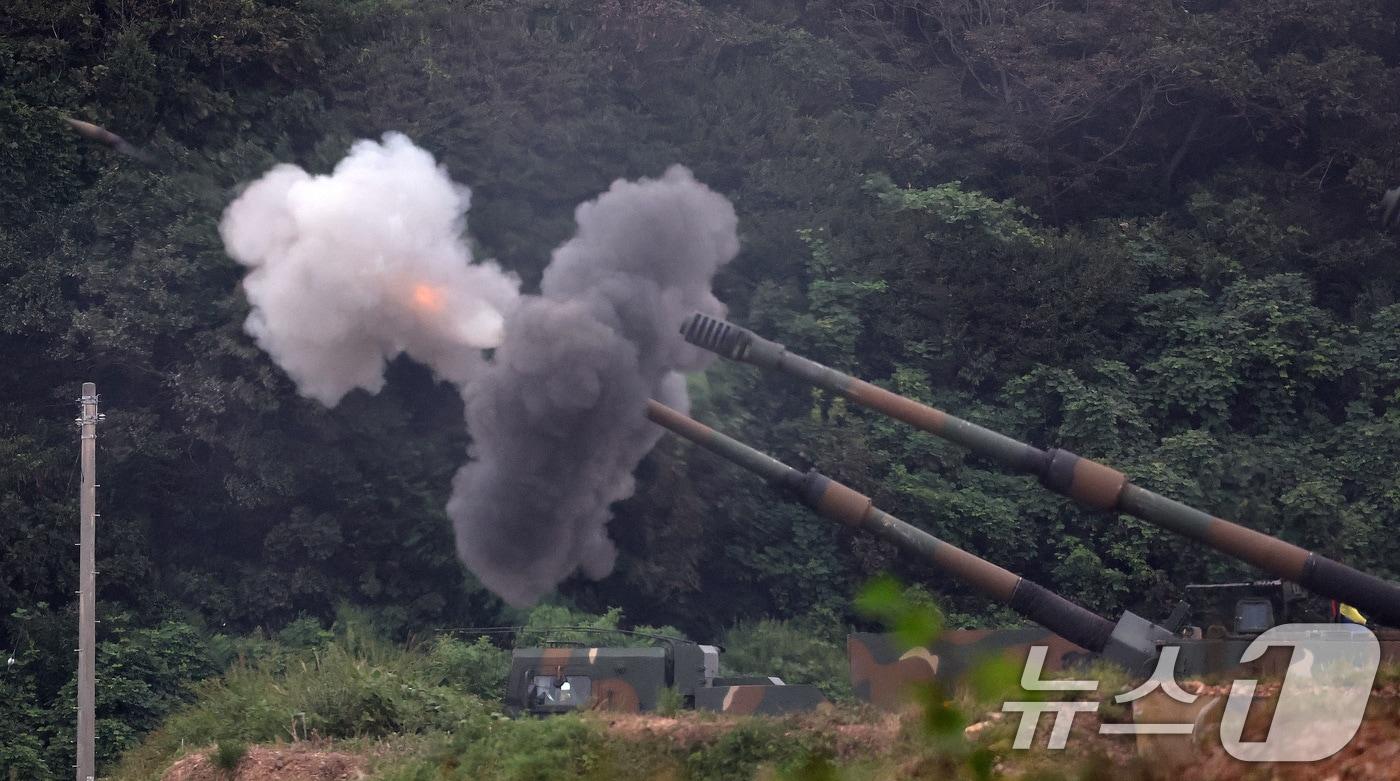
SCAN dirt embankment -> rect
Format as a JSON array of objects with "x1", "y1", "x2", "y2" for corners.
[
  {"x1": 161, "y1": 745, "x2": 366, "y2": 781},
  {"x1": 596, "y1": 707, "x2": 904, "y2": 759},
  {"x1": 1182, "y1": 687, "x2": 1400, "y2": 781},
  {"x1": 159, "y1": 682, "x2": 1400, "y2": 781}
]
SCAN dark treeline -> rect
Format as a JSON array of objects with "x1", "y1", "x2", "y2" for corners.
[{"x1": 2, "y1": 0, "x2": 1399, "y2": 774}]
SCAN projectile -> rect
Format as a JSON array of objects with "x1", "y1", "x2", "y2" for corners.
[
  {"x1": 62, "y1": 117, "x2": 155, "y2": 164},
  {"x1": 1383, "y1": 186, "x2": 1400, "y2": 229}
]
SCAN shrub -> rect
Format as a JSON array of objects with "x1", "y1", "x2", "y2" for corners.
[
  {"x1": 684, "y1": 719, "x2": 830, "y2": 781},
  {"x1": 517, "y1": 604, "x2": 684, "y2": 647},
  {"x1": 656, "y1": 686, "x2": 683, "y2": 717},
  {"x1": 108, "y1": 625, "x2": 493, "y2": 781},
  {"x1": 427, "y1": 636, "x2": 510, "y2": 700},
  {"x1": 211, "y1": 740, "x2": 246, "y2": 773},
  {"x1": 379, "y1": 716, "x2": 623, "y2": 781},
  {"x1": 721, "y1": 619, "x2": 853, "y2": 702}
]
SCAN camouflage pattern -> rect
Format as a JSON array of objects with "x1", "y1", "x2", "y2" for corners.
[
  {"x1": 506, "y1": 643, "x2": 828, "y2": 716},
  {"x1": 694, "y1": 683, "x2": 829, "y2": 714},
  {"x1": 849, "y1": 631, "x2": 1090, "y2": 710},
  {"x1": 679, "y1": 312, "x2": 1400, "y2": 627},
  {"x1": 849, "y1": 627, "x2": 1400, "y2": 711},
  {"x1": 506, "y1": 646, "x2": 664, "y2": 714},
  {"x1": 644, "y1": 399, "x2": 1124, "y2": 658}
]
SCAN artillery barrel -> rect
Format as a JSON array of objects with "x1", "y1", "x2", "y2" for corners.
[
  {"x1": 645, "y1": 399, "x2": 1124, "y2": 656},
  {"x1": 680, "y1": 312, "x2": 1400, "y2": 627}
]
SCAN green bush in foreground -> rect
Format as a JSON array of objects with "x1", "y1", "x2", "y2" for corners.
[
  {"x1": 721, "y1": 619, "x2": 854, "y2": 702},
  {"x1": 374, "y1": 717, "x2": 613, "y2": 781},
  {"x1": 683, "y1": 719, "x2": 835, "y2": 781},
  {"x1": 426, "y1": 635, "x2": 511, "y2": 700},
  {"x1": 211, "y1": 740, "x2": 247, "y2": 772},
  {"x1": 372, "y1": 713, "x2": 841, "y2": 781},
  {"x1": 109, "y1": 620, "x2": 496, "y2": 781}
]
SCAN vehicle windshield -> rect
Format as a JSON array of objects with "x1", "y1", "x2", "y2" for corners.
[{"x1": 529, "y1": 675, "x2": 592, "y2": 709}]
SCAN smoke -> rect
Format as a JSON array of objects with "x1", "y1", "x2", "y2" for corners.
[
  {"x1": 222, "y1": 139, "x2": 738, "y2": 606},
  {"x1": 220, "y1": 132, "x2": 520, "y2": 405},
  {"x1": 447, "y1": 165, "x2": 738, "y2": 605}
]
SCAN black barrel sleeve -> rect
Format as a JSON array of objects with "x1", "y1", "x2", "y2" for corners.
[
  {"x1": 1301, "y1": 554, "x2": 1400, "y2": 628},
  {"x1": 1008, "y1": 580, "x2": 1116, "y2": 653}
]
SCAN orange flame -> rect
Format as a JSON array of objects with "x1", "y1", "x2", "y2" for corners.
[{"x1": 411, "y1": 283, "x2": 446, "y2": 314}]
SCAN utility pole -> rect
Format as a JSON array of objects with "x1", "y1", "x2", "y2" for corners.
[{"x1": 75, "y1": 382, "x2": 100, "y2": 781}]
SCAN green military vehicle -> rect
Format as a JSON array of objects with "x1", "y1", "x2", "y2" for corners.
[
  {"x1": 497, "y1": 628, "x2": 828, "y2": 716},
  {"x1": 679, "y1": 311, "x2": 1400, "y2": 628},
  {"x1": 845, "y1": 578, "x2": 1396, "y2": 710},
  {"x1": 645, "y1": 399, "x2": 1180, "y2": 677},
  {"x1": 671, "y1": 312, "x2": 1400, "y2": 707},
  {"x1": 645, "y1": 385, "x2": 1395, "y2": 719}
]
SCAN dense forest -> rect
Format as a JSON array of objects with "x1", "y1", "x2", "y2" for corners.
[{"x1": 3, "y1": 0, "x2": 1399, "y2": 775}]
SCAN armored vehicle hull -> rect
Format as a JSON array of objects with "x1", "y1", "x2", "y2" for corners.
[{"x1": 507, "y1": 642, "x2": 828, "y2": 716}]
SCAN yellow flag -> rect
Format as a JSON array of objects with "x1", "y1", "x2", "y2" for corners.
[{"x1": 1339, "y1": 604, "x2": 1368, "y2": 625}]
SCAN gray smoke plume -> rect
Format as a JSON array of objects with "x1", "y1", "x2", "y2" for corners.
[
  {"x1": 220, "y1": 133, "x2": 520, "y2": 405},
  {"x1": 223, "y1": 140, "x2": 737, "y2": 606},
  {"x1": 446, "y1": 165, "x2": 738, "y2": 606}
]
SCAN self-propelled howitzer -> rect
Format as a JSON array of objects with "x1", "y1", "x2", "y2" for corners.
[
  {"x1": 680, "y1": 313, "x2": 1400, "y2": 627},
  {"x1": 644, "y1": 399, "x2": 1171, "y2": 671}
]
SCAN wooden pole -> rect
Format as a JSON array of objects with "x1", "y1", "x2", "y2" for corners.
[{"x1": 76, "y1": 382, "x2": 98, "y2": 781}]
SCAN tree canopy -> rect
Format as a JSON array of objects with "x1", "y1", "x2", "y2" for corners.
[{"x1": 2, "y1": 0, "x2": 1398, "y2": 774}]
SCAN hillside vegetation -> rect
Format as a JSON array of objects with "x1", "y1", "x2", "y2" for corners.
[
  {"x1": 106, "y1": 614, "x2": 1400, "y2": 781},
  {"x1": 104, "y1": 607, "x2": 879, "y2": 781},
  {"x1": 3, "y1": 0, "x2": 1399, "y2": 777}
]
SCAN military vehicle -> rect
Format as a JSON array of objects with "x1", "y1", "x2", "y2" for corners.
[
  {"x1": 846, "y1": 629, "x2": 1092, "y2": 710},
  {"x1": 677, "y1": 312, "x2": 1400, "y2": 713},
  {"x1": 477, "y1": 626, "x2": 828, "y2": 716},
  {"x1": 645, "y1": 398, "x2": 1177, "y2": 678},
  {"x1": 645, "y1": 397, "x2": 1398, "y2": 735},
  {"x1": 679, "y1": 312, "x2": 1400, "y2": 628}
]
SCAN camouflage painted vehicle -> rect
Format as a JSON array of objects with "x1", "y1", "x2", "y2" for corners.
[
  {"x1": 848, "y1": 629, "x2": 1091, "y2": 710},
  {"x1": 673, "y1": 313, "x2": 1400, "y2": 720},
  {"x1": 503, "y1": 631, "x2": 827, "y2": 716},
  {"x1": 680, "y1": 312, "x2": 1400, "y2": 627},
  {"x1": 640, "y1": 399, "x2": 1396, "y2": 765},
  {"x1": 1169, "y1": 580, "x2": 1400, "y2": 676},
  {"x1": 645, "y1": 400, "x2": 1175, "y2": 677},
  {"x1": 848, "y1": 579, "x2": 1400, "y2": 711}
]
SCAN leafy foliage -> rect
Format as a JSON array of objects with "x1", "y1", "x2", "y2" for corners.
[
  {"x1": 109, "y1": 613, "x2": 495, "y2": 781},
  {"x1": 210, "y1": 740, "x2": 246, "y2": 773},
  {"x1": 3, "y1": 0, "x2": 1399, "y2": 775},
  {"x1": 720, "y1": 619, "x2": 853, "y2": 702},
  {"x1": 427, "y1": 635, "x2": 511, "y2": 702}
]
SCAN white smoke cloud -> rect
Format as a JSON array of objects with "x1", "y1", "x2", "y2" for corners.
[
  {"x1": 220, "y1": 132, "x2": 520, "y2": 405},
  {"x1": 223, "y1": 139, "x2": 737, "y2": 607}
]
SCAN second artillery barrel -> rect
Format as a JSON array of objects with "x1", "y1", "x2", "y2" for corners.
[
  {"x1": 680, "y1": 312, "x2": 1400, "y2": 627},
  {"x1": 644, "y1": 399, "x2": 1167, "y2": 668}
]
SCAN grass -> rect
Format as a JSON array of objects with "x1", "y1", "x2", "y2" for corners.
[
  {"x1": 109, "y1": 612, "x2": 1400, "y2": 781},
  {"x1": 104, "y1": 621, "x2": 1149, "y2": 781},
  {"x1": 369, "y1": 711, "x2": 855, "y2": 781},
  {"x1": 108, "y1": 620, "x2": 500, "y2": 781}
]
